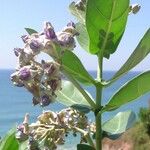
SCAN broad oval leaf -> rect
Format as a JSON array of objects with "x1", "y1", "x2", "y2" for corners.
[
  {"x1": 76, "y1": 23, "x2": 89, "y2": 52},
  {"x1": 0, "y1": 128, "x2": 19, "y2": 150},
  {"x1": 56, "y1": 80, "x2": 93, "y2": 107},
  {"x1": 25, "y1": 28, "x2": 38, "y2": 35},
  {"x1": 71, "y1": 104, "x2": 91, "y2": 113},
  {"x1": 102, "y1": 111, "x2": 136, "y2": 134},
  {"x1": 77, "y1": 144, "x2": 95, "y2": 150},
  {"x1": 61, "y1": 50, "x2": 94, "y2": 85},
  {"x1": 86, "y1": 0, "x2": 129, "y2": 58},
  {"x1": 106, "y1": 71, "x2": 150, "y2": 110},
  {"x1": 110, "y1": 28, "x2": 150, "y2": 82}
]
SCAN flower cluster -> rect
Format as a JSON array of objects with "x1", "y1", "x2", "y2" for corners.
[
  {"x1": 11, "y1": 21, "x2": 78, "y2": 107},
  {"x1": 16, "y1": 108, "x2": 91, "y2": 150}
]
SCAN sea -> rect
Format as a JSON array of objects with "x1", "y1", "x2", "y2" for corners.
[{"x1": 0, "y1": 70, "x2": 150, "y2": 149}]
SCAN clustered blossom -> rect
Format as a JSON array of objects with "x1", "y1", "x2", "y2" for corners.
[
  {"x1": 11, "y1": 21, "x2": 78, "y2": 107},
  {"x1": 16, "y1": 108, "x2": 92, "y2": 150}
]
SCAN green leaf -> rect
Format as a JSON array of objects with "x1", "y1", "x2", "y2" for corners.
[
  {"x1": 76, "y1": 23, "x2": 89, "y2": 52},
  {"x1": 77, "y1": 144, "x2": 95, "y2": 150},
  {"x1": 71, "y1": 104, "x2": 91, "y2": 113},
  {"x1": 106, "y1": 71, "x2": 150, "y2": 110},
  {"x1": 0, "y1": 128, "x2": 19, "y2": 150},
  {"x1": 86, "y1": 0, "x2": 129, "y2": 58},
  {"x1": 102, "y1": 111, "x2": 136, "y2": 134},
  {"x1": 25, "y1": 28, "x2": 38, "y2": 35},
  {"x1": 69, "y1": 2, "x2": 86, "y2": 24},
  {"x1": 61, "y1": 50, "x2": 94, "y2": 85},
  {"x1": 110, "y1": 29, "x2": 150, "y2": 82},
  {"x1": 56, "y1": 80, "x2": 93, "y2": 107}
]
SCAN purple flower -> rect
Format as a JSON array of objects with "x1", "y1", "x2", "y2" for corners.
[
  {"x1": 40, "y1": 95, "x2": 51, "y2": 107},
  {"x1": 29, "y1": 40, "x2": 41, "y2": 50},
  {"x1": 14, "y1": 48, "x2": 22, "y2": 57},
  {"x1": 58, "y1": 34, "x2": 75, "y2": 49},
  {"x1": 45, "y1": 28, "x2": 56, "y2": 40},
  {"x1": 19, "y1": 67, "x2": 31, "y2": 81},
  {"x1": 44, "y1": 22, "x2": 56, "y2": 40},
  {"x1": 21, "y1": 35, "x2": 29, "y2": 43},
  {"x1": 67, "y1": 21, "x2": 76, "y2": 28}
]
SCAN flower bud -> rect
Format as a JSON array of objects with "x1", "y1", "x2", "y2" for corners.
[
  {"x1": 44, "y1": 22, "x2": 56, "y2": 40},
  {"x1": 129, "y1": 4, "x2": 141, "y2": 14},
  {"x1": 19, "y1": 67, "x2": 31, "y2": 81},
  {"x1": 14, "y1": 48, "x2": 23, "y2": 57},
  {"x1": 21, "y1": 35, "x2": 29, "y2": 43},
  {"x1": 40, "y1": 94, "x2": 52, "y2": 107},
  {"x1": 67, "y1": 21, "x2": 76, "y2": 28}
]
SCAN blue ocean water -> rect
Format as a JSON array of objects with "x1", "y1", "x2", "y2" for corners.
[{"x1": 0, "y1": 69, "x2": 150, "y2": 142}]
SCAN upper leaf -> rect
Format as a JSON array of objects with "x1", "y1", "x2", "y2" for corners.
[
  {"x1": 110, "y1": 28, "x2": 150, "y2": 82},
  {"x1": 0, "y1": 128, "x2": 19, "y2": 150},
  {"x1": 61, "y1": 50, "x2": 94, "y2": 85},
  {"x1": 25, "y1": 28, "x2": 38, "y2": 35},
  {"x1": 86, "y1": 0, "x2": 129, "y2": 58},
  {"x1": 102, "y1": 111, "x2": 136, "y2": 134},
  {"x1": 106, "y1": 71, "x2": 150, "y2": 111},
  {"x1": 56, "y1": 80, "x2": 93, "y2": 107}
]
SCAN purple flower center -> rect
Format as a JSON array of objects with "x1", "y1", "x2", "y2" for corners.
[
  {"x1": 29, "y1": 40, "x2": 41, "y2": 50},
  {"x1": 19, "y1": 68, "x2": 31, "y2": 81}
]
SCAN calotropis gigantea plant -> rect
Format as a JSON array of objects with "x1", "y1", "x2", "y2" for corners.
[{"x1": 1, "y1": 0, "x2": 150, "y2": 150}]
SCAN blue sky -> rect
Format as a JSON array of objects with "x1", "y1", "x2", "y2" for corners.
[{"x1": 0, "y1": 0, "x2": 150, "y2": 71}]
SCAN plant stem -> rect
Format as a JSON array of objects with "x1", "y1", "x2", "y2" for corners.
[
  {"x1": 95, "y1": 54, "x2": 103, "y2": 150},
  {"x1": 62, "y1": 69, "x2": 97, "y2": 109},
  {"x1": 95, "y1": 86, "x2": 102, "y2": 150}
]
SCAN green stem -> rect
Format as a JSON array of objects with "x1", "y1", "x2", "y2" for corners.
[
  {"x1": 62, "y1": 69, "x2": 96, "y2": 109},
  {"x1": 95, "y1": 54, "x2": 103, "y2": 150},
  {"x1": 95, "y1": 86, "x2": 102, "y2": 150}
]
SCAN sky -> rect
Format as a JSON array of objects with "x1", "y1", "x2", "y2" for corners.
[{"x1": 0, "y1": 0, "x2": 150, "y2": 71}]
